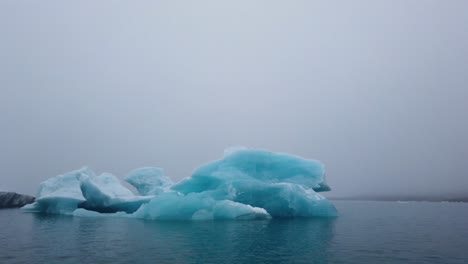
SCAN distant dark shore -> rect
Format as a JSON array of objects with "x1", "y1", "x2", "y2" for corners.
[
  {"x1": 329, "y1": 195, "x2": 468, "y2": 203},
  {"x1": 0, "y1": 192, "x2": 35, "y2": 209}
]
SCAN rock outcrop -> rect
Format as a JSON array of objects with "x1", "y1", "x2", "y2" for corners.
[{"x1": 0, "y1": 192, "x2": 35, "y2": 208}]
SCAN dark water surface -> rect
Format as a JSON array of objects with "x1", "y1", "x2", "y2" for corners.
[{"x1": 1, "y1": 201, "x2": 467, "y2": 264}]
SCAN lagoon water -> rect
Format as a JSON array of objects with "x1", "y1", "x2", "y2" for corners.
[{"x1": 1, "y1": 201, "x2": 467, "y2": 264}]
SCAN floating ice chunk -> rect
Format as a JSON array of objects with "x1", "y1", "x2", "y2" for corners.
[
  {"x1": 79, "y1": 173, "x2": 153, "y2": 213},
  {"x1": 133, "y1": 192, "x2": 270, "y2": 220},
  {"x1": 72, "y1": 208, "x2": 131, "y2": 218},
  {"x1": 23, "y1": 167, "x2": 93, "y2": 214},
  {"x1": 171, "y1": 148, "x2": 337, "y2": 217},
  {"x1": 24, "y1": 147, "x2": 337, "y2": 219},
  {"x1": 125, "y1": 167, "x2": 173, "y2": 195},
  {"x1": 232, "y1": 182, "x2": 337, "y2": 217},
  {"x1": 173, "y1": 148, "x2": 330, "y2": 193},
  {"x1": 212, "y1": 200, "x2": 271, "y2": 220}
]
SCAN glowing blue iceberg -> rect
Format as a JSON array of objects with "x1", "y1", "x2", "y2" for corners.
[
  {"x1": 24, "y1": 148, "x2": 337, "y2": 219},
  {"x1": 23, "y1": 167, "x2": 91, "y2": 214},
  {"x1": 171, "y1": 148, "x2": 336, "y2": 217},
  {"x1": 125, "y1": 167, "x2": 173, "y2": 195},
  {"x1": 79, "y1": 172, "x2": 153, "y2": 213},
  {"x1": 134, "y1": 192, "x2": 270, "y2": 220}
]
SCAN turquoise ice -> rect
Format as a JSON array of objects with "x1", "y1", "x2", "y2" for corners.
[{"x1": 23, "y1": 148, "x2": 337, "y2": 220}]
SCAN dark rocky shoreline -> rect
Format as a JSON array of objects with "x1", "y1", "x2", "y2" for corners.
[{"x1": 0, "y1": 192, "x2": 35, "y2": 208}]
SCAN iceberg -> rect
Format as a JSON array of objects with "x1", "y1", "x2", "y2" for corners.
[
  {"x1": 134, "y1": 192, "x2": 270, "y2": 220},
  {"x1": 23, "y1": 168, "x2": 91, "y2": 214},
  {"x1": 79, "y1": 173, "x2": 153, "y2": 213},
  {"x1": 171, "y1": 148, "x2": 336, "y2": 217},
  {"x1": 125, "y1": 167, "x2": 173, "y2": 195},
  {"x1": 23, "y1": 148, "x2": 337, "y2": 219}
]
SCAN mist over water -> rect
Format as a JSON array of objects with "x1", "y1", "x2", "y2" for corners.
[
  {"x1": 1, "y1": 1, "x2": 468, "y2": 198},
  {"x1": 1, "y1": 2, "x2": 467, "y2": 264}
]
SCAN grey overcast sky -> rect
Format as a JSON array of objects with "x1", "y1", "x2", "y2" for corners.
[{"x1": 1, "y1": 1, "x2": 467, "y2": 197}]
